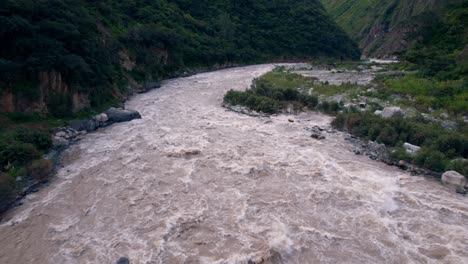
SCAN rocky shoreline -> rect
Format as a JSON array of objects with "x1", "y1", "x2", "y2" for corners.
[
  {"x1": 5, "y1": 107, "x2": 143, "y2": 214},
  {"x1": 224, "y1": 103, "x2": 467, "y2": 195}
]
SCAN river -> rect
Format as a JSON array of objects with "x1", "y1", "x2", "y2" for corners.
[{"x1": 0, "y1": 64, "x2": 467, "y2": 264}]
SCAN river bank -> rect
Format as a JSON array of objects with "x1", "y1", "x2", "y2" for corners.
[{"x1": 0, "y1": 64, "x2": 466, "y2": 264}]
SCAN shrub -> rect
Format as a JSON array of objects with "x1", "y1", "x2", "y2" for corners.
[
  {"x1": 0, "y1": 142, "x2": 40, "y2": 168},
  {"x1": 13, "y1": 127, "x2": 52, "y2": 151},
  {"x1": 0, "y1": 173, "x2": 16, "y2": 213},
  {"x1": 332, "y1": 110, "x2": 467, "y2": 173},
  {"x1": 414, "y1": 149, "x2": 448, "y2": 172},
  {"x1": 298, "y1": 94, "x2": 318, "y2": 108},
  {"x1": 27, "y1": 159, "x2": 53, "y2": 181},
  {"x1": 377, "y1": 126, "x2": 398, "y2": 146},
  {"x1": 446, "y1": 159, "x2": 468, "y2": 177}
]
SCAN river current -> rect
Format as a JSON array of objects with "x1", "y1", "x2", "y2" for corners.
[{"x1": 0, "y1": 64, "x2": 467, "y2": 264}]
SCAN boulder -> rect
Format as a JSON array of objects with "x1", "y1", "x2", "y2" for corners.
[
  {"x1": 441, "y1": 171, "x2": 466, "y2": 190},
  {"x1": 376, "y1": 107, "x2": 404, "y2": 118},
  {"x1": 311, "y1": 133, "x2": 325, "y2": 140},
  {"x1": 69, "y1": 119, "x2": 98, "y2": 132},
  {"x1": 52, "y1": 136, "x2": 69, "y2": 148},
  {"x1": 106, "y1": 108, "x2": 141, "y2": 123},
  {"x1": 95, "y1": 113, "x2": 108, "y2": 123},
  {"x1": 116, "y1": 257, "x2": 130, "y2": 264},
  {"x1": 403, "y1": 142, "x2": 421, "y2": 154}
]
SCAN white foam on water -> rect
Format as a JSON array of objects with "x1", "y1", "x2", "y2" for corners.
[{"x1": 0, "y1": 64, "x2": 467, "y2": 264}]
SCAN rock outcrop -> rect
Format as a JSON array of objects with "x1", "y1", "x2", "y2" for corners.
[
  {"x1": 69, "y1": 108, "x2": 141, "y2": 133},
  {"x1": 375, "y1": 107, "x2": 404, "y2": 118},
  {"x1": 403, "y1": 142, "x2": 421, "y2": 155},
  {"x1": 441, "y1": 171, "x2": 467, "y2": 191},
  {"x1": 106, "y1": 108, "x2": 141, "y2": 123}
]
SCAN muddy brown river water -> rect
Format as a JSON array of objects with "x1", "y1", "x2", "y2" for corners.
[{"x1": 0, "y1": 64, "x2": 467, "y2": 264}]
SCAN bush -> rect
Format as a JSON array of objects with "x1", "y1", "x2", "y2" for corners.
[
  {"x1": 414, "y1": 149, "x2": 448, "y2": 172},
  {"x1": 446, "y1": 159, "x2": 468, "y2": 177},
  {"x1": 13, "y1": 127, "x2": 52, "y2": 151},
  {"x1": 332, "y1": 110, "x2": 467, "y2": 173},
  {"x1": 299, "y1": 94, "x2": 319, "y2": 108},
  {"x1": 27, "y1": 159, "x2": 53, "y2": 181},
  {"x1": 0, "y1": 142, "x2": 40, "y2": 168},
  {"x1": 0, "y1": 173, "x2": 16, "y2": 213}
]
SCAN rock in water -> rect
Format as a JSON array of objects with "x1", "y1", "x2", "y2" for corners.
[
  {"x1": 116, "y1": 257, "x2": 130, "y2": 264},
  {"x1": 441, "y1": 171, "x2": 467, "y2": 190},
  {"x1": 106, "y1": 107, "x2": 142, "y2": 122}
]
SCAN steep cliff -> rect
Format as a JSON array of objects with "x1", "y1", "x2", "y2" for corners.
[
  {"x1": 0, "y1": 0, "x2": 359, "y2": 116},
  {"x1": 320, "y1": 0, "x2": 461, "y2": 58}
]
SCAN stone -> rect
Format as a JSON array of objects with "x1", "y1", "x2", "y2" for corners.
[
  {"x1": 52, "y1": 136, "x2": 69, "y2": 148},
  {"x1": 116, "y1": 257, "x2": 130, "y2": 264},
  {"x1": 398, "y1": 160, "x2": 408, "y2": 170},
  {"x1": 95, "y1": 113, "x2": 109, "y2": 123},
  {"x1": 70, "y1": 119, "x2": 98, "y2": 132},
  {"x1": 403, "y1": 142, "x2": 421, "y2": 154},
  {"x1": 106, "y1": 108, "x2": 141, "y2": 123},
  {"x1": 56, "y1": 131, "x2": 67, "y2": 137},
  {"x1": 441, "y1": 171, "x2": 466, "y2": 190},
  {"x1": 376, "y1": 107, "x2": 404, "y2": 118},
  {"x1": 311, "y1": 133, "x2": 325, "y2": 140}
]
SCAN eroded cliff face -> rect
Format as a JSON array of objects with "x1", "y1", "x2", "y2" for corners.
[
  {"x1": 0, "y1": 71, "x2": 90, "y2": 115},
  {"x1": 321, "y1": 0, "x2": 457, "y2": 58},
  {"x1": 0, "y1": 47, "x2": 170, "y2": 115}
]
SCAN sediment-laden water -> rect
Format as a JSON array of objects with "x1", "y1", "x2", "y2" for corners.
[{"x1": 0, "y1": 64, "x2": 467, "y2": 264}]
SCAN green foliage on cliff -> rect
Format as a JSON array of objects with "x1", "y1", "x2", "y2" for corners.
[
  {"x1": 0, "y1": 0, "x2": 359, "y2": 117},
  {"x1": 320, "y1": 0, "x2": 466, "y2": 58},
  {"x1": 404, "y1": 1, "x2": 468, "y2": 80}
]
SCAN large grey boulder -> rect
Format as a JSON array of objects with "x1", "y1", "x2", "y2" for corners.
[
  {"x1": 70, "y1": 119, "x2": 98, "y2": 132},
  {"x1": 403, "y1": 142, "x2": 421, "y2": 154},
  {"x1": 376, "y1": 107, "x2": 404, "y2": 118},
  {"x1": 106, "y1": 108, "x2": 141, "y2": 123},
  {"x1": 441, "y1": 171, "x2": 466, "y2": 190}
]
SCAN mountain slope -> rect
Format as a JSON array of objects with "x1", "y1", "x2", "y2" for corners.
[
  {"x1": 320, "y1": 0, "x2": 460, "y2": 57},
  {"x1": 0, "y1": 0, "x2": 359, "y2": 116}
]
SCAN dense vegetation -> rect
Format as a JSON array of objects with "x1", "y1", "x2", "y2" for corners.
[
  {"x1": 332, "y1": 111, "x2": 467, "y2": 174},
  {"x1": 224, "y1": 68, "x2": 342, "y2": 115},
  {"x1": 403, "y1": 1, "x2": 468, "y2": 80},
  {"x1": 0, "y1": 113, "x2": 56, "y2": 212},
  {"x1": 0, "y1": 0, "x2": 359, "y2": 117},
  {"x1": 320, "y1": 0, "x2": 464, "y2": 57},
  {"x1": 0, "y1": 0, "x2": 360, "y2": 214}
]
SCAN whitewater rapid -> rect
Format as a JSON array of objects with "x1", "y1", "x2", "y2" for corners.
[{"x1": 0, "y1": 64, "x2": 467, "y2": 264}]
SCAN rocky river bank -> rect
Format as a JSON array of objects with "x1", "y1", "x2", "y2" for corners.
[{"x1": 0, "y1": 64, "x2": 467, "y2": 264}]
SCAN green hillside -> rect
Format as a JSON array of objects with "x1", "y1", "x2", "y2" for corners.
[
  {"x1": 0, "y1": 0, "x2": 359, "y2": 117},
  {"x1": 320, "y1": 0, "x2": 461, "y2": 57}
]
